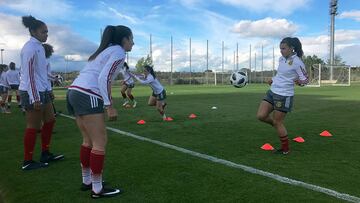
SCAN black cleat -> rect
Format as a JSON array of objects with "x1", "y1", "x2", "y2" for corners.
[
  {"x1": 22, "y1": 160, "x2": 48, "y2": 171},
  {"x1": 81, "y1": 183, "x2": 92, "y2": 191},
  {"x1": 40, "y1": 151, "x2": 65, "y2": 163},
  {"x1": 91, "y1": 187, "x2": 122, "y2": 199},
  {"x1": 81, "y1": 181, "x2": 107, "y2": 191},
  {"x1": 274, "y1": 149, "x2": 290, "y2": 155}
]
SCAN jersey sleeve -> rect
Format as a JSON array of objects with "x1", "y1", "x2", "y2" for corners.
[
  {"x1": 98, "y1": 54, "x2": 125, "y2": 106},
  {"x1": 23, "y1": 49, "x2": 40, "y2": 103},
  {"x1": 133, "y1": 73, "x2": 154, "y2": 84},
  {"x1": 294, "y1": 59, "x2": 309, "y2": 85}
]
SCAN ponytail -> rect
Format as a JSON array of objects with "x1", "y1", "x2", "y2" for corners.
[
  {"x1": 88, "y1": 25, "x2": 132, "y2": 61},
  {"x1": 22, "y1": 15, "x2": 45, "y2": 34},
  {"x1": 144, "y1": 65, "x2": 156, "y2": 78},
  {"x1": 280, "y1": 37, "x2": 304, "y2": 58},
  {"x1": 43, "y1": 43, "x2": 54, "y2": 58}
]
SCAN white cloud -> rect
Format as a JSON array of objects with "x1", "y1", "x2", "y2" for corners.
[
  {"x1": 217, "y1": 0, "x2": 309, "y2": 15},
  {"x1": 231, "y1": 18, "x2": 298, "y2": 38},
  {"x1": 339, "y1": 10, "x2": 360, "y2": 22},
  {"x1": 0, "y1": 12, "x2": 97, "y2": 71},
  {"x1": 0, "y1": 0, "x2": 74, "y2": 20}
]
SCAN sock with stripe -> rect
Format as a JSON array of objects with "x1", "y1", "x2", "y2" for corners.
[
  {"x1": 90, "y1": 150, "x2": 105, "y2": 194},
  {"x1": 80, "y1": 145, "x2": 92, "y2": 185}
]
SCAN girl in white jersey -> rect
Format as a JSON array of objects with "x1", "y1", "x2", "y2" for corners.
[
  {"x1": 120, "y1": 62, "x2": 137, "y2": 108},
  {"x1": 131, "y1": 65, "x2": 168, "y2": 120},
  {"x1": 42, "y1": 43, "x2": 58, "y2": 116},
  {"x1": 256, "y1": 37, "x2": 308, "y2": 155},
  {"x1": 0, "y1": 64, "x2": 10, "y2": 113},
  {"x1": 6, "y1": 62, "x2": 21, "y2": 108},
  {"x1": 67, "y1": 25, "x2": 134, "y2": 199},
  {"x1": 19, "y1": 16, "x2": 64, "y2": 171}
]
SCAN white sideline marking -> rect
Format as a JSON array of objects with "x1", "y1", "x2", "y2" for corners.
[{"x1": 60, "y1": 113, "x2": 360, "y2": 203}]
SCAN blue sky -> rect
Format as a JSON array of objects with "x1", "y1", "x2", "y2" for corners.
[{"x1": 0, "y1": 0, "x2": 359, "y2": 72}]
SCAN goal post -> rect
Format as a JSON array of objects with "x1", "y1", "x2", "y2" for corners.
[{"x1": 306, "y1": 64, "x2": 351, "y2": 87}]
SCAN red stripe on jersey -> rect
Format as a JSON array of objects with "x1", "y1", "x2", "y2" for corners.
[
  {"x1": 106, "y1": 59, "x2": 123, "y2": 105},
  {"x1": 29, "y1": 56, "x2": 39, "y2": 101}
]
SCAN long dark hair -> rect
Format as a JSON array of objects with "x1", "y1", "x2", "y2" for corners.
[
  {"x1": 9, "y1": 62, "x2": 15, "y2": 70},
  {"x1": 144, "y1": 65, "x2": 156, "y2": 78},
  {"x1": 22, "y1": 15, "x2": 45, "y2": 35},
  {"x1": 43, "y1": 43, "x2": 54, "y2": 58},
  {"x1": 88, "y1": 25, "x2": 132, "y2": 61},
  {"x1": 280, "y1": 37, "x2": 304, "y2": 58}
]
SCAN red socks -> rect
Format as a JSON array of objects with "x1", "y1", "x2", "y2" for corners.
[
  {"x1": 41, "y1": 120, "x2": 55, "y2": 152},
  {"x1": 24, "y1": 128, "x2": 37, "y2": 161},
  {"x1": 280, "y1": 135, "x2": 289, "y2": 152},
  {"x1": 80, "y1": 145, "x2": 92, "y2": 168},
  {"x1": 90, "y1": 149, "x2": 105, "y2": 175}
]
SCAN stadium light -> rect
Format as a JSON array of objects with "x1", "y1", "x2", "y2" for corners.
[{"x1": 1, "y1": 49, "x2": 4, "y2": 64}]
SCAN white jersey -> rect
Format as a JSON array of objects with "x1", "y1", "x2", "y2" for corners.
[
  {"x1": 6, "y1": 69, "x2": 20, "y2": 85},
  {"x1": 0, "y1": 71, "x2": 9, "y2": 87},
  {"x1": 133, "y1": 73, "x2": 164, "y2": 94},
  {"x1": 46, "y1": 61, "x2": 56, "y2": 91},
  {"x1": 120, "y1": 68, "x2": 134, "y2": 85},
  {"x1": 69, "y1": 45, "x2": 125, "y2": 106},
  {"x1": 19, "y1": 37, "x2": 48, "y2": 103},
  {"x1": 271, "y1": 54, "x2": 309, "y2": 96}
]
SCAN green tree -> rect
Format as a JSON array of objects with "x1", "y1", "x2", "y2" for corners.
[
  {"x1": 135, "y1": 55, "x2": 153, "y2": 72},
  {"x1": 303, "y1": 55, "x2": 325, "y2": 70},
  {"x1": 326, "y1": 55, "x2": 346, "y2": 66}
]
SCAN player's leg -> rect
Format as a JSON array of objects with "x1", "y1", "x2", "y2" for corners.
[
  {"x1": 39, "y1": 99, "x2": 64, "y2": 163},
  {"x1": 82, "y1": 113, "x2": 121, "y2": 198},
  {"x1": 120, "y1": 85, "x2": 128, "y2": 106},
  {"x1": 148, "y1": 94, "x2": 156, "y2": 106},
  {"x1": 256, "y1": 101, "x2": 274, "y2": 126},
  {"x1": 126, "y1": 86, "x2": 136, "y2": 107},
  {"x1": 273, "y1": 110, "x2": 289, "y2": 154}
]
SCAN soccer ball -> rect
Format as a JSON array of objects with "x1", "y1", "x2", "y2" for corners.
[{"x1": 230, "y1": 71, "x2": 248, "y2": 88}]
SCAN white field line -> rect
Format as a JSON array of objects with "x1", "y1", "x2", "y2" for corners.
[{"x1": 60, "y1": 113, "x2": 360, "y2": 203}]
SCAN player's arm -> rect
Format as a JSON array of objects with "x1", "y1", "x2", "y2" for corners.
[{"x1": 294, "y1": 61, "x2": 309, "y2": 86}]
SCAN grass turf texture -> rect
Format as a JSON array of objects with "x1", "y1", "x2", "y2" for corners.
[{"x1": 0, "y1": 84, "x2": 360, "y2": 202}]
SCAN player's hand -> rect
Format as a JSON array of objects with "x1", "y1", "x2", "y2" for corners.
[
  {"x1": 294, "y1": 80, "x2": 304, "y2": 86},
  {"x1": 106, "y1": 106, "x2": 118, "y2": 121},
  {"x1": 33, "y1": 101, "x2": 41, "y2": 111},
  {"x1": 267, "y1": 79, "x2": 273, "y2": 86},
  {"x1": 50, "y1": 92, "x2": 55, "y2": 100}
]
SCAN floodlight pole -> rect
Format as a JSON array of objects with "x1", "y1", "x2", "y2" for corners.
[
  {"x1": 0, "y1": 49, "x2": 4, "y2": 64},
  {"x1": 329, "y1": 0, "x2": 338, "y2": 81}
]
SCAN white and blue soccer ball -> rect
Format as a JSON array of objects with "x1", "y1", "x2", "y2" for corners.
[{"x1": 230, "y1": 71, "x2": 248, "y2": 88}]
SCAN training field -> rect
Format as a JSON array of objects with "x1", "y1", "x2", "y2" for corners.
[{"x1": 1, "y1": 84, "x2": 360, "y2": 202}]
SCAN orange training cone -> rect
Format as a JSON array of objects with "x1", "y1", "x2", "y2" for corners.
[
  {"x1": 137, "y1": 120, "x2": 146, "y2": 124},
  {"x1": 165, "y1": 117, "x2": 173, "y2": 121},
  {"x1": 293, "y1": 136, "x2": 305, "y2": 143},
  {"x1": 320, "y1": 130, "x2": 332, "y2": 137},
  {"x1": 189, "y1": 113, "x2": 197, "y2": 119},
  {"x1": 261, "y1": 143, "x2": 274, "y2": 151}
]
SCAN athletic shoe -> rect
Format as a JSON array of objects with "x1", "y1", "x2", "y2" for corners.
[
  {"x1": 132, "y1": 101, "x2": 137, "y2": 108},
  {"x1": 22, "y1": 160, "x2": 48, "y2": 171},
  {"x1": 81, "y1": 181, "x2": 107, "y2": 191},
  {"x1": 274, "y1": 149, "x2": 290, "y2": 155},
  {"x1": 91, "y1": 187, "x2": 121, "y2": 199},
  {"x1": 40, "y1": 151, "x2": 65, "y2": 163},
  {"x1": 122, "y1": 100, "x2": 129, "y2": 106}
]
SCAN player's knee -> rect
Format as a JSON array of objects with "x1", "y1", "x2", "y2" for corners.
[{"x1": 256, "y1": 113, "x2": 266, "y2": 121}]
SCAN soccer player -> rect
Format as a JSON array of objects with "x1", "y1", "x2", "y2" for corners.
[
  {"x1": 6, "y1": 62, "x2": 21, "y2": 109},
  {"x1": 120, "y1": 62, "x2": 137, "y2": 108},
  {"x1": 42, "y1": 43, "x2": 58, "y2": 116},
  {"x1": 19, "y1": 15, "x2": 64, "y2": 171},
  {"x1": 0, "y1": 64, "x2": 10, "y2": 113},
  {"x1": 256, "y1": 37, "x2": 308, "y2": 155},
  {"x1": 67, "y1": 25, "x2": 133, "y2": 198},
  {"x1": 130, "y1": 65, "x2": 168, "y2": 120}
]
